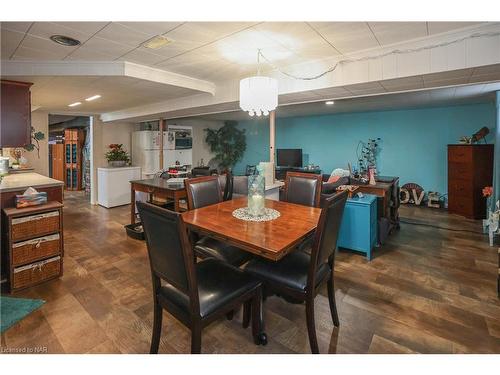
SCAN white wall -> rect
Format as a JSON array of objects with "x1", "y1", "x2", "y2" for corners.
[
  {"x1": 169, "y1": 118, "x2": 224, "y2": 167},
  {"x1": 91, "y1": 117, "x2": 135, "y2": 204},
  {"x1": 25, "y1": 110, "x2": 49, "y2": 175}
]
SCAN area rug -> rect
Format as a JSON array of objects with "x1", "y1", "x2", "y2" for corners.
[{"x1": 0, "y1": 296, "x2": 45, "y2": 333}]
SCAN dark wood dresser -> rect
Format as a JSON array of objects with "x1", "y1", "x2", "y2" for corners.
[{"x1": 447, "y1": 144, "x2": 494, "y2": 219}]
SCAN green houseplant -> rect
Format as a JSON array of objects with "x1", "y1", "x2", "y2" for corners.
[
  {"x1": 105, "y1": 144, "x2": 130, "y2": 167},
  {"x1": 23, "y1": 126, "x2": 45, "y2": 158},
  {"x1": 204, "y1": 121, "x2": 246, "y2": 171}
]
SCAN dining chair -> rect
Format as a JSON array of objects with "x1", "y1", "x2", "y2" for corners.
[
  {"x1": 185, "y1": 176, "x2": 252, "y2": 267},
  {"x1": 245, "y1": 165, "x2": 257, "y2": 176},
  {"x1": 232, "y1": 175, "x2": 248, "y2": 199},
  {"x1": 137, "y1": 201, "x2": 267, "y2": 354},
  {"x1": 244, "y1": 191, "x2": 348, "y2": 353},
  {"x1": 283, "y1": 172, "x2": 323, "y2": 208},
  {"x1": 217, "y1": 172, "x2": 233, "y2": 201}
]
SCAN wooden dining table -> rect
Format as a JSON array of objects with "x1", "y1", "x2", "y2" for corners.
[{"x1": 181, "y1": 197, "x2": 322, "y2": 261}]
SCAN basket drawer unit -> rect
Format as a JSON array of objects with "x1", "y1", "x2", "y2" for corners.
[
  {"x1": 12, "y1": 256, "x2": 61, "y2": 290},
  {"x1": 3, "y1": 201, "x2": 64, "y2": 293},
  {"x1": 11, "y1": 210, "x2": 60, "y2": 241},
  {"x1": 12, "y1": 233, "x2": 61, "y2": 266}
]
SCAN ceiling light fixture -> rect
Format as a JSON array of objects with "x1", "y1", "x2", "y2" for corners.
[
  {"x1": 68, "y1": 102, "x2": 81, "y2": 107},
  {"x1": 143, "y1": 35, "x2": 173, "y2": 50},
  {"x1": 325, "y1": 100, "x2": 335, "y2": 105},
  {"x1": 50, "y1": 35, "x2": 81, "y2": 47},
  {"x1": 239, "y1": 50, "x2": 278, "y2": 117},
  {"x1": 85, "y1": 95, "x2": 101, "y2": 102}
]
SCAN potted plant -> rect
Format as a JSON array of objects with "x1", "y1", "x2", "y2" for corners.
[
  {"x1": 204, "y1": 121, "x2": 246, "y2": 172},
  {"x1": 105, "y1": 144, "x2": 130, "y2": 167}
]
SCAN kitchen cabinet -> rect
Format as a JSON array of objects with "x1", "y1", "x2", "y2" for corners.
[{"x1": 0, "y1": 80, "x2": 33, "y2": 148}]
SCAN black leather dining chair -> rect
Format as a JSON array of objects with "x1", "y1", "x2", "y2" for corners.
[
  {"x1": 244, "y1": 191, "x2": 348, "y2": 353},
  {"x1": 283, "y1": 172, "x2": 323, "y2": 208},
  {"x1": 185, "y1": 176, "x2": 252, "y2": 267},
  {"x1": 137, "y1": 201, "x2": 267, "y2": 354}
]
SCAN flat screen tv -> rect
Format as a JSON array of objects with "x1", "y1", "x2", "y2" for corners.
[{"x1": 276, "y1": 149, "x2": 302, "y2": 168}]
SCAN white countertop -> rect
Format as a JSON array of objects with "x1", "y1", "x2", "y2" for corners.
[
  {"x1": 0, "y1": 172, "x2": 64, "y2": 192},
  {"x1": 97, "y1": 166, "x2": 141, "y2": 171}
]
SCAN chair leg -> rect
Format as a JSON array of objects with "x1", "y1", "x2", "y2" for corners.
[
  {"x1": 191, "y1": 323, "x2": 202, "y2": 354},
  {"x1": 305, "y1": 298, "x2": 319, "y2": 354},
  {"x1": 150, "y1": 300, "x2": 162, "y2": 354},
  {"x1": 327, "y1": 275, "x2": 340, "y2": 327},
  {"x1": 242, "y1": 300, "x2": 251, "y2": 329},
  {"x1": 251, "y1": 289, "x2": 267, "y2": 345}
]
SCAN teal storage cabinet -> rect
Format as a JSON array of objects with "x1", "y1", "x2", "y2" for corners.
[{"x1": 338, "y1": 194, "x2": 378, "y2": 260}]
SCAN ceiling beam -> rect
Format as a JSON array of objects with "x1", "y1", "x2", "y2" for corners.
[{"x1": 0, "y1": 60, "x2": 216, "y2": 95}]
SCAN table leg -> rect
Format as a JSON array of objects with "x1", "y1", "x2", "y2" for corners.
[
  {"x1": 130, "y1": 185, "x2": 136, "y2": 225},
  {"x1": 174, "y1": 191, "x2": 180, "y2": 212}
]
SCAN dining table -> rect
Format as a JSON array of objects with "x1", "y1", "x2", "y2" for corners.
[{"x1": 181, "y1": 197, "x2": 322, "y2": 261}]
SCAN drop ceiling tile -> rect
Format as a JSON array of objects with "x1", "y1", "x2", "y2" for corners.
[
  {"x1": 309, "y1": 22, "x2": 380, "y2": 54},
  {"x1": 368, "y1": 22, "x2": 427, "y2": 46},
  {"x1": 115, "y1": 22, "x2": 182, "y2": 37},
  {"x1": 423, "y1": 68, "x2": 473, "y2": 82},
  {"x1": 69, "y1": 37, "x2": 133, "y2": 60},
  {"x1": 53, "y1": 22, "x2": 109, "y2": 36},
  {"x1": 1, "y1": 29, "x2": 25, "y2": 59},
  {"x1": 0, "y1": 22, "x2": 33, "y2": 33},
  {"x1": 344, "y1": 81, "x2": 385, "y2": 95},
  {"x1": 12, "y1": 45, "x2": 66, "y2": 60},
  {"x1": 427, "y1": 22, "x2": 483, "y2": 35},
  {"x1": 423, "y1": 77, "x2": 469, "y2": 88},
  {"x1": 471, "y1": 64, "x2": 500, "y2": 75},
  {"x1": 380, "y1": 76, "x2": 424, "y2": 91},
  {"x1": 256, "y1": 22, "x2": 339, "y2": 60},
  {"x1": 20, "y1": 34, "x2": 79, "y2": 56},
  {"x1": 117, "y1": 49, "x2": 166, "y2": 66},
  {"x1": 96, "y1": 23, "x2": 153, "y2": 48},
  {"x1": 310, "y1": 86, "x2": 352, "y2": 98},
  {"x1": 28, "y1": 22, "x2": 91, "y2": 44},
  {"x1": 65, "y1": 45, "x2": 118, "y2": 60}
]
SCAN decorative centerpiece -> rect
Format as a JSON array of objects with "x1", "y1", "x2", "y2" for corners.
[
  {"x1": 105, "y1": 144, "x2": 130, "y2": 167},
  {"x1": 248, "y1": 174, "x2": 265, "y2": 216}
]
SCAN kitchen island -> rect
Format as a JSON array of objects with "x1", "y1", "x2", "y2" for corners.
[
  {"x1": 1, "y1": 173, "x2": 64, "y2": 292},
  {"x1": 0, "y1": 172, "x2": 64, "y2": 208}
]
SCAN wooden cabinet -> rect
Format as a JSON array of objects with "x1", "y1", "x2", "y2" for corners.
[
  {"x1": 2, "y1": 202, "x2": 64, "y2": 293},
  {"x1": 0, "y1": 80, "x2": 32, "y2": 147},
  {"x1": 447, "y1": 144, "x2": 494, "y2": 219},
  {"x1": 338, "y1": 194, "x2": 378, "y2": 260},
  {"x1": 64, "y1": 128, "x2": 85, "y2": 190}
]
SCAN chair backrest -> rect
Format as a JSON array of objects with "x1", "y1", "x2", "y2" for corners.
[
  {"x1": 233, "y1": 175, "x2": 249, "y2": 196},
  {"x1": 284, "y1": 172, "x2": 322, "y2": 208},
  {"x1": 307, "y1": 191, "x2": 348, "y2": 289},
  {"x1": 245, "y1": 165, "x2": 256, "y2": 176},
  {"x1": 137, "y1": 202, "x2": 198, "y2": 301},
  {"x1": 185, "y1": 175, "x2": 222, "y2": 210}
]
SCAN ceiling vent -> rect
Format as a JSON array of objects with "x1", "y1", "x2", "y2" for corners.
[
  {"x1": 50, "y1": 35, "x2": 81, "y2": 47},
  {"x1": 142, "y1": 35, "x2": 173, "y2": 50}
]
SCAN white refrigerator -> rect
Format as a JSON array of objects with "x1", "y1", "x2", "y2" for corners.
[{"x1": 132, "y1": 130, "x2": 194, "y2": 178}]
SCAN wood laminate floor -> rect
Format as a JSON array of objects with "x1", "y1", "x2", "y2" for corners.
[{"x1": 1, "y1": 191, "x2": 499, "y2": 354}]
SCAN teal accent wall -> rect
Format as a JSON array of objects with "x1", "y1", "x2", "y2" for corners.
[{"x1": 234, "y1": 103, "x2": 496, "y2": 194}]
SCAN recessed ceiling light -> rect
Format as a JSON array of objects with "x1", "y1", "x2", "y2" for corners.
[
  {"x1": 325, "y1": 100, "x2": 335, "y2": 105},
  {"x1": 50, "y1": 35, "x2": 81, "y2": 47},
  {"x1": 68, "y1": 102, "x2": 81, "y2": 107},
  {"x1": 85, "y1": 95, "x2": 101, "y2": 102},
  {"x1": 143, "y1": 35, "x2": 173, "y2": 50}
]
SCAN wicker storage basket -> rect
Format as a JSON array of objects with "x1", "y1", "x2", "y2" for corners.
[
  {"x1": 12, "y1": 256, "x2": 61, "y2": 290},
  {"x1": 11, "y1": 211, "x2": 60, "y2": 241},
  {"x1": 12, "y1": 234, "x2": 60, "y2": 266}
]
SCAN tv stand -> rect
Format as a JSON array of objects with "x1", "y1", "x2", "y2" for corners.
[{"x1": 275, "y1": 166, "x2": 321, "y2": 180}]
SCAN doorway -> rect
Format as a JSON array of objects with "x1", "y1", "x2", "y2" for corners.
[{"x1": 48, "y1": 115, "x2": 91, "y2": 201}]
